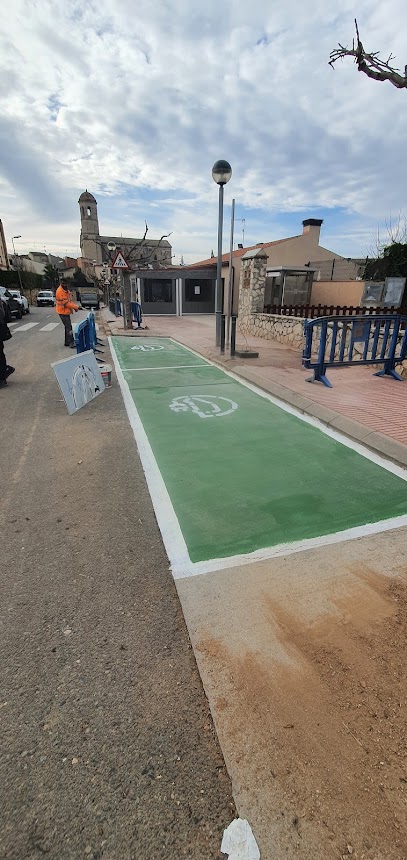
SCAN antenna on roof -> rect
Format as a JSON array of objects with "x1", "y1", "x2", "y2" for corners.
[{"x1": 237, "y1": 218, "x2": 245, "y2": 246}]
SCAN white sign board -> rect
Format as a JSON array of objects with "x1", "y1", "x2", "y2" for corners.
[
  {"x1": 111, "y1": 251, "x2": 129, "y2": 269},
  {"x1": 383, "y1": 277, "x2": 406, "y2": 307},
  {"x1": 52, "y1": 350, "x2": 105, "y2": 415}
]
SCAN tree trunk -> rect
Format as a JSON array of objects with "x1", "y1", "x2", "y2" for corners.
[{"x1": 123, "y1": 272, "x2": 133, "y2": 329}]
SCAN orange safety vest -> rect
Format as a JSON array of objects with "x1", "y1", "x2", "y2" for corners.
[{"x1": 55, "y1": 285, "x2": 78, "y2": 315}]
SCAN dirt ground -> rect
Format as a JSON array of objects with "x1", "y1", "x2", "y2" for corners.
[{"x1": 178, "y1": 537, "x2": 407, "y2": 860}]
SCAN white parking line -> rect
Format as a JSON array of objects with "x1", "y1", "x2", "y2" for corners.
[
  {"x1": 39, "y1": 323, "x2": 60, "y2": 332},
  {"x1": 13, "y1": 322, "x2": 40, "y2": 332},
  {"x1": 124, "y1": 364, "x2": 212, "y2": 371}
]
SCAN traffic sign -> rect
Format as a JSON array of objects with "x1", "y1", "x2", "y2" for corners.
[{"x1": 111, "y1": 251, "x2": 129, "y2": 270}]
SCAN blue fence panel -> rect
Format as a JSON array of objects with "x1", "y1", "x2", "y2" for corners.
[
  {"x1": 302, "y1": 314, "x2": 407, "y2": 387},
  {"x1": 131, "y1": 301, "x2": 142, "y2": 328},
  {"x1": 74, "y1": 318, "x2": 91, "y2": 353},
  {"x1": 74, "y1": 312, "x2": 104, "y2": 358}
]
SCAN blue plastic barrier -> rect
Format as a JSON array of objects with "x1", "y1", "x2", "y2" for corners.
[
  {"x1": 74, "y1": 311, "x2": 105, "y2": 359},
  {"x1": 302, "y1": 314, "x2": 407, "y2": 387},
  {"x1": 74, "y1": 317, "x2": 92, "y2": 353},
  {"x1": 88, "y1": 310, "x2": 104, "y2": 351},
  {"x1": 131, "y1": 301, "x2": 142, "y2": 328}
]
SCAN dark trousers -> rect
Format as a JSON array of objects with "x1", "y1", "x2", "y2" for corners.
[
  {"x1": 0, "y1": 342, "x2": 6, "y2": 381},
  {"x1": 59, "y1": 314, "x2": 74, "y2": 345}
]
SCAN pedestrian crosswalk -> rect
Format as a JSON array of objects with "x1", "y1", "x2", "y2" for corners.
[
  {"x1": 10, "y1": 321, "x2": 61, "y2": 332},
  {"x1": 37, "y1": 323, "x2": 60, "y2": 332}
]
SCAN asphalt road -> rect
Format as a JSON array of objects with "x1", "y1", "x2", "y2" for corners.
[{"x1": 0, "y1": 307, "x2": 235, "y2": 860}]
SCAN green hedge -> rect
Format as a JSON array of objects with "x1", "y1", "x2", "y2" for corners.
[{"x1": 0, "y1": 269, "x2": 43, "y2": 292}]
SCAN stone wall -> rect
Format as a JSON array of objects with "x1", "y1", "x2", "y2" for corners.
[
  {"x1": 238, "y1": 252, "x2": 268, "y2": 319},
  {"x1": 237, "y1": 312, "x2": 407, "y2": 377},
  {"x1": 238, "y1": 312, "x2": 305, "y2": 348}
]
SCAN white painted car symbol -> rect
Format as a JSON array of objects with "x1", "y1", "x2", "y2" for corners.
[
  {"x1": 169, "y1": 394, "x2": 238, "y2": 419},
  {"x1": 130, "y1": 344, "x2": 164, "y2": 351}
]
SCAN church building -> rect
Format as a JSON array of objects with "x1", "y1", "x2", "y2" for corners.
[
  {"x1": 78, "y1": 190, "x2": 216, "y2": 315},
  {"x1": 78, "y1": 191, "x2": 173, "y2": 274}
]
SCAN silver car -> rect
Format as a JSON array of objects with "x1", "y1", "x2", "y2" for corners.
[{"x1": 8, "y1": 289, "x2": 29, "y2": 314}]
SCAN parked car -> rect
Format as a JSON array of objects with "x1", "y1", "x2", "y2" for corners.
[
  {"x1": 80, "y1": 290, "x2": 100, "y2": 310},
  {"x1": 37, "y1": 290, "x2": 56, "y2": 307},
  {"x1": 0, "y1": 286, "x2": 23, "y2": 319},
  {"x1": 8, "y1": 289, "x2": 29, "y2": 314}
]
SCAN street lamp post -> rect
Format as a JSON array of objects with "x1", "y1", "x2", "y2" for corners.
[
  {"x1": 212, "y1": 160, "x2": 232, "y2": 347},
  {"x1": 12, "y1": 235, "x2": 24, "y2": 296}
]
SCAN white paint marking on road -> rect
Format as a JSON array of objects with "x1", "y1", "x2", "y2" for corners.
[
  {"x1": 39, "y1": 323, "x2": 60, "y2": 332},
  {"x1": 169, "y1": 394, "x2": 238, "y2": 418},
  {"x1": 130, "y1": 344, "x2": 164, "y2": 351},
  {"x1": 173, "y1": 338, "x2": 407, "y2": 483},
  {"x1": 12, "y1": 322, "x2": 40, "y2": 332},
  {"x1": 8, "y1": 321, "x2": 19, "y2": 327},
  {"x1": 124, "y1": 364, "x2": 212, "y2": 371},
  {"x1": 173, "y1": 514, "x2": 407, "y2": 579},
  {"x1": 109, "y1": 338, "x2": 191, "y2": 573},
  {"x1": 111, "y1": 334, "x2": 407, "y2": 581}
]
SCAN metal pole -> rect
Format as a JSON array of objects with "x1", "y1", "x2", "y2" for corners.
[
  {"x1": 281, "y1": 272, "x2": 286, "y2": 307},
  {"x1": 230, "y1": 315, "x2": 237, "y2": 357},
  {"x1": 220, "y1": 314, "x2": 226, "y2": 354},
  {"x1": 226, "y1": 198, "x2": 235, "y2": 349},
  {"x1": 215, "y1": 184, "x2": 224, "y2": 347},
  {"x1": 121, "y1": 271, "x2": 126, "y2": 327},
  {"x1": 12, "y1": 238, "x2": 24, "y2": 296}
]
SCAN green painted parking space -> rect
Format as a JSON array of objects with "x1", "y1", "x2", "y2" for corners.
[
  {"x1": 113, "y1": 337, "x2": 407, "y2": 564},
  {"x1": 123, "y1": 364, "x2": 228, "y2": 391},
  {"x1": 113, "y1": 336, "x2": 208, "y2": 369}
]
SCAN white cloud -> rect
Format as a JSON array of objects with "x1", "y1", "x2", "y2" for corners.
[{"x1": 1, "y1": 0, "x2": 407, "y2": 262}]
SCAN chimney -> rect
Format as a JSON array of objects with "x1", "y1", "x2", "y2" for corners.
[{"x1": 302, "y1": 218, "x2": 323, "y2": 240}]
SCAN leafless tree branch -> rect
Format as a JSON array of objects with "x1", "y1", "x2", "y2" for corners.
[
  {"x1": 329, "y1": 19, "x2": 407, "y2": 89},
  {"x1": 126, "y1": 231, "x2": 173, "y2": 269}
]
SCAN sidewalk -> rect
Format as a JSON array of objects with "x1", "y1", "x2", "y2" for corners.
[{"x1": 102, "y1": 310, "x2": 407, "y2": 467}]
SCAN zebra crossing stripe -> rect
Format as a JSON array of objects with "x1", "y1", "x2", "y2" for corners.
[
  {"x1": 13, "y1": 322, "x2": 40, "y2": 332},
  {"x1": 39, "y1": 323, "x2": 60, "y2": 331}
]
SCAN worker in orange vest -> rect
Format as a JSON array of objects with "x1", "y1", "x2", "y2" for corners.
[{"x1": 55, "y1": 279, "x2": 80, "y2": 347}]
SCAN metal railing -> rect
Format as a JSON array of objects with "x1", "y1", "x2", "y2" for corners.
[
  {"x1": 109, "y1": 299, "x2": 142, "y2": 328},
  {"x1": 302, "y1": 314, "x2": 407, "y2": 387},
  {"x1": 264, "y1": 303, "x2": 397, "y2": 318}
]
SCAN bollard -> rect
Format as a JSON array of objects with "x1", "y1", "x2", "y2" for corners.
[
  {"x1": 230, "y1": 315, "x2": 237, "y2": 357},
  {"x1": 220, "y1": 314, "x2": 226, "y2": 354}
]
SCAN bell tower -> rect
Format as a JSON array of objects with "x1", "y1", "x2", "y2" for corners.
[{"x1": 79, "y1": 190, "x2": 102, "y2": 264}]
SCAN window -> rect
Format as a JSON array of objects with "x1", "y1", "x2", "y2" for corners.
[
  {"x1": 87, "y1": 206, "x2": 91, "y2": 217},
  {"x1": 143, "y1": 279, "x2": 173, "y2": 303},
  {"x1": 185, "y1": 279, "x2": 213, "y2": 302}
]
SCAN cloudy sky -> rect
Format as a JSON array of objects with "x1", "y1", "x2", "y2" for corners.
[{"x1": 1, "y1": 0, "x2": 407, "y2": 264}]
